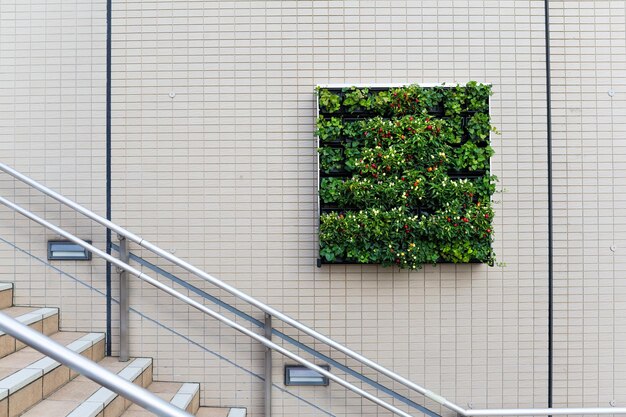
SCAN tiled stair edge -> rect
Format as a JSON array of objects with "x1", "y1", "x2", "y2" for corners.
[
  {"x1": 227, "y1": 408, "x2": 247, "y2": 417},
  {"x1": 66, "y1": 357, "x2": 152, "y2": 417},
  {"x1": 170, "y1": 382, "x2": 199, "y2": 413},
  {"x1": 0, "y1": 332, "x2": 104, "y2": 400},
  {"x1": 0, "y1": 307, "x2": 58, "y2": 337}
]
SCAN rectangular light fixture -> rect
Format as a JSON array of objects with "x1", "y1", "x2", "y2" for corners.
[
  {"x1": 284, "y1": 365, "x2": 330, "y2": 386},
  {"x1": 47, "y1": 240, "x2": 92, "y2": 261}
]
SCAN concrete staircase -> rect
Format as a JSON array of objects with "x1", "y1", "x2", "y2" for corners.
[{"x1": 0, "y1": 283, "x2": 246, "y2": 417}]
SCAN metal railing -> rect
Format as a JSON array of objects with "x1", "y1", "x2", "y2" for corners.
[
  {"x1": 0, "y1": 194, "x2": 416, "y2": 417},
  {"x1": 2, "y1": 161, "x2": 626, "y2": 417},
  {"x1": 0, "y1": 311, "x2": 194, "y2": 417},
  {"x1": 109, "y1": 242, "x2": 440, "y2": 417}
]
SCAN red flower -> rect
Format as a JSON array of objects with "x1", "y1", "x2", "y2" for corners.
[{"x1": 463, "y1": 217, "x2": 469, "y2": 223}]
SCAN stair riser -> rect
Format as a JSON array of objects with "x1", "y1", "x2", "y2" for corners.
[
  {"x1": 0, "y1": 314, "x2": 59, "y2": 359},
  {"x1": 68, "y1": 340, "x2": 106, "y2": 380},
  {"x1": 186, "y1": 391, "x2": 200, "y2": 414},
  {"x1": 0, "y1": 288, "x2": 12, "y2": 310},
  {"x1": 121, "y1": 363, "x2": 153, "y2": 412},
  {"x1": 70, "y1": 362, "x2": 153, "y2": 417},
  {"x1": 1, "y1": 337, "x2": 105, "y2": 417},
  {"x1": 52, "y1": 339, "x2": 107, "y2": 396}
]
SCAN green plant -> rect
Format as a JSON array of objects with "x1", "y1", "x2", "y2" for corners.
[
  {"x1": 428, "y1": 202, "x2": 495, "y2": 264},
  {"x1": 388, "y1": 86, "x2": 416, "y2": 115},
  {"x1": 317, "y1": 82, "x2": 498, "y2": 269},
  {"x1": 440, "y1": 116, "x2": 464, "y2": 145},
  {"x1": 443, "y1": 84, "x2": 466, "y2": 116},
  {"x1": 466, "y1": 81, "x2": 491, "y2": 112},
  {"x1": 342, "y1": 87, "x2": 372, "y2": 112},
  {"x1": 316, "y1": 116, "x2": 343, "y2": 142},
  {"x1": 319, "y1": 178, "x2": 348, "y2": 205},
  {"x1": 343, "y1": 120, "x2": 365, "y2": 139},
  {"x1": 319, "y1": 147, "x2": 344, "y2": 173},
  {"x1": 343, "y1": 140, "x2": 362, "y2": 172},
  {"x1": 318, "y1": 88, "x2": 341, "y2": 113},
  {"x1": 421, "y1": 87, "x2": 445, "y2": 114},
  {"x1": 372, "y1": 90, "x2": 392, "y2": 116},
  {"x1": 451, "y1": 142, "x2": 494, "y2": 171},
  {"x1": 466, "y1": 112, "x2": 493, "y2": 143}
]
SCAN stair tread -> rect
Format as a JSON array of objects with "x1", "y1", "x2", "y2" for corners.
[
  {"x1": 1, "y1": 305, "x2": 43, "y2": 317},
  {"x1": 195, "y1": 408, "x2": 231, "y2": 417},
  {"x1": 120, "y1": 382, "x2": 187, "y2": 416},
  {"x1": 20, "y1": 357, "x2": 146, "y2": 417},
  {"x1": 122, "y1": 408, "x2": 236, "y2": 417},
  {"x1": 0, "y1": 331, "x2": 92, "y2": 380}
]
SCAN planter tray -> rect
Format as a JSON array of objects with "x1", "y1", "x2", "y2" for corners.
[{"x1": 317, "y1": 258, "x2": 484, "y2": 267}]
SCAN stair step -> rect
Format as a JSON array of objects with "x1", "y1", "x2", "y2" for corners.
[
  {"x1": 0, "y1": 307, "x2": 59, "y2": 359},
  {"x1": 196, "y1": 407, "x2": 246, "y2": 417},
  {"x1": 119, "y1": 382, "x2": 200, "y2": 416},
  {"x1": 20, "y1": 357, "x2": 152, "y2": 417},
  {"x1": 0, "y1": 283, "x2": 13, "y2": 309},
  {"x1": 0, "y1": 332, "x2": 105, "y2": 417}
]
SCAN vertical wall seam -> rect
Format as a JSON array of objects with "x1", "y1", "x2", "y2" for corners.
[
  {"x1": 544, "y1": 0, "x2": 554, "y2": 412},
  {"x1": 105, "y1": 0, "x2": 113, "y2": 356}
]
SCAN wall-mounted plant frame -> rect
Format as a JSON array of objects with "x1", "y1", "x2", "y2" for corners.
[{"x1": 316, "y1": 82, "x2": 498, "y2": 269}]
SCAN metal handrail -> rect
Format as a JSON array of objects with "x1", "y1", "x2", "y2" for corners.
[
  {"x1": 0, "y1": 195, "x2": 414, "y2": 417},
  {"x1": 3, "y1": 162, "x2": 626, "y2": 416},
  {"x1": 0, "y1": 161, "x2": 463, "y2": 415},
  {"x1": 110, "y1": 243, "x2": 440, "y2": 417},
  {"x1": 0, "y1": 311, "x2": 193, "y2": 417}
]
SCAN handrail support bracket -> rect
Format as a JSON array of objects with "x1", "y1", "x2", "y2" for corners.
[
  {"x1": 264, "y1": 313, "x2": 272, "y2": 417},
  {"x1": 118, "y1": 235, "x2": 130, "y2": 362}
]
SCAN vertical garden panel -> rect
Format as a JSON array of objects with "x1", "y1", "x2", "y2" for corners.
[{"x1": 317, "y1": 82, "x2": 498, "y2": 269}]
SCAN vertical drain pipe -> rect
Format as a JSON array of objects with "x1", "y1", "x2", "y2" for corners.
[
  {"x1": 105, "y1": 0, "x2": 113, "y2": 356},
  {"x1": 544, "y1": 0, "x2": 554, "y2": 413}
]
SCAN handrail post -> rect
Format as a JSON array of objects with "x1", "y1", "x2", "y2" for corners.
[
  {"x1": 118, "y1": 234, "x2": 130, "y2": 362},
  {"x1": 264, "y1": 313, "x2": 272, "y2": 417}
]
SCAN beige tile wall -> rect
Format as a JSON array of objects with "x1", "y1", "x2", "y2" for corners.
[
  {"x1": 549, "y1": 0, "x2": 626, "y2": 410},
  {"x1": 0, "y1": 0, "x2": 109, "y2": 333},
  {"x1": 111, "y1": 1, "x2": 549, "y2": 416},
  {"x1": 1, "y1": 0, "x2": 624, "y2": 416}
]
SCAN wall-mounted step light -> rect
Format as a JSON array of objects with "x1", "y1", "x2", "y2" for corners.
[
  {"x1": 48, "y1": 240, "x2": 92, "y2": 261},
  {"x1": 284, "y1": 365, "x2": 330, "y2": 386}
]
